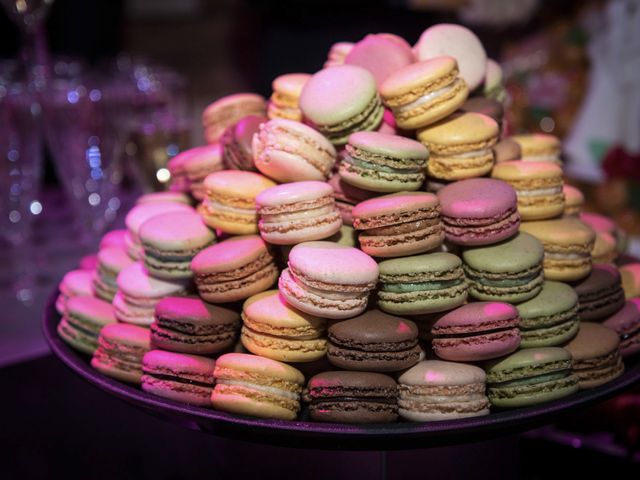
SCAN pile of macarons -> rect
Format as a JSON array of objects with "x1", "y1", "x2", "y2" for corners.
[{"x1": 56, "y1": 23, "x2": 639, "y2": 425}]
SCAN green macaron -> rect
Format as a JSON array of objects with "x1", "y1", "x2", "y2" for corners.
[
  {"x1": 58, "y1": 296, "x2": 117, "y2": 354},
  {"x1": 485, "y1": 347, "x2": 579, "y2": 408},
  {"x1": 378, "y1": 252, "x2": 468, "y2": 315},
  {"x1": 462, "y1": 232, "x2": 544, "y2": 304},
  {"x1": 339, "y1": 131, "x2": 429, "y2": 193},
  {"x1": 516, "y1": 281, "x2": 579, "y2": 348}
]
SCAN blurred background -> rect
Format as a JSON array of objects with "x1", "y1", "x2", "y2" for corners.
[{"x1": 1, "y1": 0, "x2": 639, "y2": 477}]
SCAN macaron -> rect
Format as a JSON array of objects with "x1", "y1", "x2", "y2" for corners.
[
  {"x1": 620, "y1": 263, "x2": 640, "y2": 299},
  {"x1": 511, "y1": 133, "x2": 562, "y2": 164},
  {"x1": 591, "y1": 231, "x2": 617, "y2": 264},
  {"x1": 573, "y1": 264, "x2": 625, "y2": 322},
  {"x1": 256, "y1": 181, "x2": 341, "y2": 245},
  {"x1": 58, "y1": 296, "x2": 117, "y2": 355},
  {"x1": 327, "y1": 224, "x2": 359, "y2": 247},
  {"x1": 431, "y1": 302, "x2": 521, "y2": 362},
  {"x1": 91, "y1": 323, "x2": 151, "y2": 384},
  {"x1": 328, "y1": 173, "x2": 377, "y2": 225},
  {"x1": 240, "y1": 290, "x2": 327, "y2": 363},
  {"x1": 352, "y1": 192, "x2": 444, "y2": 257},
  {"x1": 278, "y1": 241, "x2": 379, "y2": 319},
  {"x1": 493, "y1": 139, "x2": 522, "y2": 163},
  {"x1": 516, "y1": 281, "x2": 579, "y2": 347},
  {"x1": 253, "y1": 119, "x2": 337, "y2": 183},
  {"x1": 461, "y1": 232, "x2": 544, "y2": 303},
  {"x1": 151, "y1": 296, "x2": 241, "y2": 354},
  {"x1": 485, "y1": 348, "x2": 579, "y2": 408},
  {"x1": 299, "y1": 65, "x2": 384, "y2": 145},
  {"x1": 437, "y1": 178, "x2": 520, "y2": 246},
  {"x1": 56, "y1": 269, "x2": 94, "y2": 315},
  {"x1": 141, "y1": 350, "x2": 216, "y2": 407},
  {"x1": 344, "y1": 33, "x2": 415, "y2": 86},
  {"x1": 136, "y1": 191, "x2": 192, "y2": 206},
  {"x1": 580, "y1": 211, "x2": 617, "y2": 236},
  {"x1": 124, "y1": 201, "x2": 194, "y2": 260},
  {"x1": 199, "y1": 170, "x2": 276, "y2": 235},
  {"x1": 192, "y1": 235, "x2": 278, "y2": 303},
  {"x1": 483, "y1": 58, "x2": 507, "y2": 102},
  {"x1": 491, "y1": 161, "x2": 565, "y2": 220},
  {"x1": 564, "y1": 322, "x2": 624, "y2": 389},
  {"x1": 180, "y1": 144, "x2": 224, "y2": 200},
  {"x1": 304, "y1": 371, "x2": 398, "y2": 423},
  {"x1": 460, "y1": 97, "x2": 504, "y2": 127},
  {"x1": 327, "y1": 309, "x2": 421, "y2": 372},
  {"x1": 562, "y1": 185, "x2": 584, "y2": 216},
  {"x1": 380, "y1": 56, "x2": 468, "y2": 130},
  {"x1": 80, "y1": 254, "x2": 98, "y2": 271},
  {"x1": 520, "y1": 217, "x2": 595, "y2": 281},
  {"x1": 398, "y1": 360, "x2": 490, "y2": 421},
  {"x1": 167, "y1": 152, "x2": 190, "y2": 193},
  {"x1": 202, "y1": 93, "x2": 267, "y2": 144},
  {"x1": 324, "y1": 41, "x2": 354, "y2": 68},
  {"x1": 139, "y1": 211, "x2": 216, "y2": 279},
  {"x1": 99, "y1": 229, "x2": 128, "y2": 250},
  {"x1": 377, "y1": 252, "x2": 468, "y2": 315},
  {"x1": 211, "y1": 353, "x2": 305, "y2": 420},
  {"x1": 267, "y1": 73, "x2": 311, "y2": 121},
  {"x1": 113, "y1": 262, "x2": 189, "y2": 326},
  {"x1": 417, "y1": 112, "x2": 499, "y2": 181},
  {"x1": 220, "y1": 114, "x2": 265, "y2": 171},
  {"x1": 338, "y1": 131, "x2": 428, "y2": 192},
  {"x1": 92, "y1": 246, "x2": 135, "y2": 302},
  {"x1": 604, "y1": 299, "x2": 640, "y2": 357},
  {"x1": 414, "y1": 24, "x2": 487, "y2": 90}
]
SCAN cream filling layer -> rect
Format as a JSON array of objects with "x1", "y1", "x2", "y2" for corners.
[
  {"x1": 205, "y1": 198, "x2": 255, "y2": 216},
  {"x1": 517, "y1": 186, "x2": 563, "y2": 197},
  {"x1": 217, "y1": 379, "x2": 299, "y2": 400},
  {"x1": 396, "y1": 84, "x2": 454, "y2": 114},
  {"x1": 522, "y1": 154, "x2": 561, "y2": 162},
  {"x1": 261, "y1": 204, "x2": 335, "y2": 223},
  {"x1": 546, "y1": 252, "x2": 590, "y2": 260},
  {"x1": 292, "y1": 273, "x2": 367, "y2": 301},
  {"x1": 440, "y1": 148, "x2": 492, "y2": 159}
]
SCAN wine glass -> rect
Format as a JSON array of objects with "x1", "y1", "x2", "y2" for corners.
[
  {"x1": 0, "y1": 82, "x2": 44, "y2": 302},
  {"x1": 41, "y1": 77, "x2": 123, "y2": 248}
]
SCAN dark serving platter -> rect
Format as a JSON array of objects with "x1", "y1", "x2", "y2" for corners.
[{"x1": 43, "y1": 290, "x2": 640, "y2": 450}]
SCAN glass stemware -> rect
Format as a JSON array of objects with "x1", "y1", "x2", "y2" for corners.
[
  {"x1": 41, "y1": 78, "x2": 123, "y2": 247},
  {"x1": 0, "y1": 83, "x2": 44, "y2": 302}
]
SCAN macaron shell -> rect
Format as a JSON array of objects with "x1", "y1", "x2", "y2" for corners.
[
  {"x1": 573, "y1": 264, "x2": 625, "y2": 322},
  {"x1": 300, "y1": 65, "x2": 377, "y2": 127},
  {"x1": 287, "y1": 241, "x2": 379, "y2": 287},
  {"x1": 116, "y1": 262, "x2": 188, "y2": 299},
  {"x1": 278, "y1": 268, "x2": 369, "y2": 320},
  {"x1": 253, "y1": 119, "x2": 337, "y2": 182},
  {"x1": 562, "y1": 185, "x2": 584, "y2": 216},
  {"x1": 414, "y1": 24, "x2": 487, "y2": 90},
  {"x1": 620, "y1": 263, "x2": 640, "y2": 299},
  {"x1": 345, "y1": 33, "x2": 415, "y2": 86},
  {"x1": 604, "y1": 299, "x2": 640, "y2": 357},
  {"x1": 241, "y1": 328, "x2": 327, "y2": 363},
  {"x1": 210, "y1": 390, "x2": 298, "y2": 420}
]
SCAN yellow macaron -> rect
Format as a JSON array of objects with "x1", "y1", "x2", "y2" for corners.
[
  {"x1": 511, "y1": 133, "x2": 562, "y2": 165},
  {"x1": 268, "y1": 73, "x2": 311, "y2": 121},
  {"x1": 417, "y1": 112, "x2": 498, "y2": 180},
  {"x1": 199, "y1": 170, "x2": 276, "y2": 234},
  {"x1": 520, "y1": 217, "x2": 595, "y2": 282},
  {"x1": 491, "y1": 161, "x2": 565, "y2": 220},
  {"x1": 380, "y1": 56, "x2": 468, "y2": 130}
]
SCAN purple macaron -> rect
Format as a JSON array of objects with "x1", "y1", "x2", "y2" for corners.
[
  {"x1": 151, "y1": 296, "x2": 241, "y2": 355},
  {"x1": 142, "y1": 350, "x2": 216, "y2": 406},
  {"x1": 437, "y1": 178, "x2": 520, "y2": 246}
]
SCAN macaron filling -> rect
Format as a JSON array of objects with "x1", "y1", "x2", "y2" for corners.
[
  {"x1": 216, "y1": 378, "x2": 300, "y2": 401},
  {"x1": 382, "y1": 278, "x2": 464, "y2": 293},
  {"x1": 316, "y1": 94, "x2": 384, "y2": 142},
  {"x1": 395, "y1": 82, "x2": 457, "y2": 114},
  {"x1": 341, "y1": 155, "x2": 424, "y2": 174}
]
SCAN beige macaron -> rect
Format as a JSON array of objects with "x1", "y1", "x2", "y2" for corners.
[{"x1": 417, "y1": 112, "x2": 499, "y2": 181}]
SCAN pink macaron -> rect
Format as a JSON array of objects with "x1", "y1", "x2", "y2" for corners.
[
  {"x1": 142, "y1": 350, "x2": 216, "y2": 407},
  {"x1": 279, "y1": 241, "x2": 379, "y2": 319},
  {"x1": 256, "y1": 181, "x2": 342, "y2": 245},
  {"x1": 437, "y1": 178, "x2": 520, "y2": 246},
  {"x1": 345, "y1": 33, "x2": 415, "y2": 86},
  {"x1": 431, "y1": 302, "x2": 521, "y2": 361}
]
